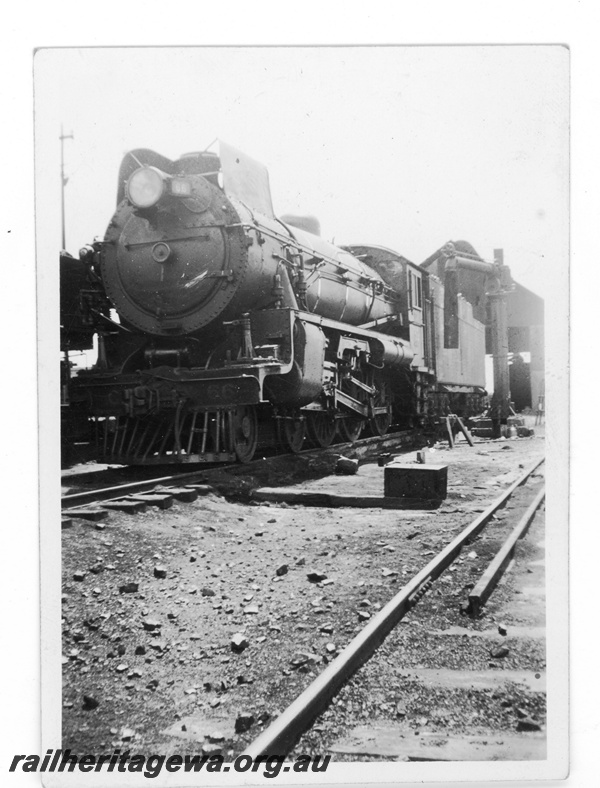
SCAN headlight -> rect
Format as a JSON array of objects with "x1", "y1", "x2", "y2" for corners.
[{"x1": 126, "y1": 167, "x2": 166, "y2": 208}]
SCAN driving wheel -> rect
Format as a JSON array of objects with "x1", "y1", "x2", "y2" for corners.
[
  {"x1": 369, "y1": 374, "x2": 392, "y2": 436},
  {"x1": 337, "y1": 416, "x2": 364, "y2": 443},
  {"x1": 307, "y1": 411, "x2": 337, "y2": 448}
]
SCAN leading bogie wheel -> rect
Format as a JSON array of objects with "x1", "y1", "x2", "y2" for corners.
[
  {"x1": 279, "y1": 414, "x2": 306, "y2": 453},
  {"x1": 231, "y1": 405, "x2": 258, "y2": 463}
]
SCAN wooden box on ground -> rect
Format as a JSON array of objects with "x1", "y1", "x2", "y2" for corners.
[{"x1": 384, "y1": 463, "x2": 448, "y2": 501}]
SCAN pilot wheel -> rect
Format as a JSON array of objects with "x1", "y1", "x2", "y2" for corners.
[
  {"x1": 231, "y1": 405, "x2": 258, "y2": 463},
  {"x1": 278, "y1": 412, "x2": 306, "y2": 453}
]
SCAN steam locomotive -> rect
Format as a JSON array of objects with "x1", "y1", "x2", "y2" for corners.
[{"x1": 61, "y1": 142, "x2": 495, "y2": 465}]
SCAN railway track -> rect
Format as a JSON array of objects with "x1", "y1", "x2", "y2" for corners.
[
  {"x1": 61, "y1": 429, "x2": 417, "y2": 512},
  {"x1": 241, "y1": 457, "x2": 545, "y2": 759},
  {"x1": 61, "y1": 432, "x2": 546, "y2": 762}
]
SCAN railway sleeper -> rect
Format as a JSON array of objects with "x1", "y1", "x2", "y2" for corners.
[
  {"x1": 152, "y1": 486, "x2": 199, "y2": 502},
  {"x1": 64, "y1": 507, "x2": 109, "y2": 521},
  {"x1": 127, "y1": 493, "x2": 174, "y2": 510},
  {"x1": 101, "y1": 499, "x2": 149, "y2": 514}
]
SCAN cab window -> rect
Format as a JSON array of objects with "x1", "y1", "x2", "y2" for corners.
[{"x1": 409, "y1": 270, "x2": 422, "y2": 309}]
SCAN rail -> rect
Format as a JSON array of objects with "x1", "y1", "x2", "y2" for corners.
[
  {"x1": 242, "y1": 456, "x2": 544, "y2": 759},
  {"x1": 467, "y1": 484, "x2": 546, "y2": 616}
]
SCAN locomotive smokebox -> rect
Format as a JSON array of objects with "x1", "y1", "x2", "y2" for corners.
[{"x1": 101, "y1": 149, "x2": 255, "y2": 336}]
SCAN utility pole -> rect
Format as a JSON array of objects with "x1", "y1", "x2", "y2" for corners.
[{"x1": 60, "y1": 125, "x2": 74, "y2": 250}]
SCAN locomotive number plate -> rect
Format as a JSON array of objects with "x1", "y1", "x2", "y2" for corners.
[{"x1": 180, "y1": 376, "x2": 261, "y2": 407}]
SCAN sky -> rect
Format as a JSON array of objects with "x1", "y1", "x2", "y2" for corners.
[{"x1": 36, "y1": 45, "x2": 568, "y2": 301}]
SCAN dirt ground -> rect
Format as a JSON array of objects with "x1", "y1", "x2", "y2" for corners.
[{"x1": 61, "y1": 426, "x2": 545, "y2": 760}]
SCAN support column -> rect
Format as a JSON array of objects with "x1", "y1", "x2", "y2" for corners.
[{"x1": 488, "y1": 249, "x2": 512, "y2": 438}]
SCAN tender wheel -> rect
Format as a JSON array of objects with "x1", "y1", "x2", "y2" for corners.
[
  {"x1": 307, "y1": 412, "x2": 337, "y2": 448},
  {"x1": 231, "y1": 405, "x2": 258, "y2": 463},
  {"x1": 338, "y1": 416, "x2": 364, "y2": 443},
  {"x1": 279, "y1": 414, "x2": 306, "y2": 453}
]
